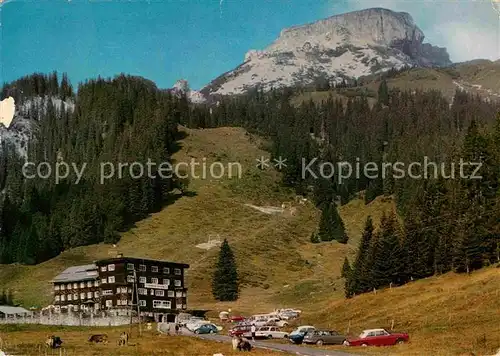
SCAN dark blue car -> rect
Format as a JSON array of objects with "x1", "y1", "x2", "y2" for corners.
[
  {"x1": 288, "y1": 326, "x2": 316, "y2": 344},
  {"x1": 194, "y1": 324, "x2": 218, "y2": 334}
]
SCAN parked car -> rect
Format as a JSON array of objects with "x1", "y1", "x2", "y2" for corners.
[
  {"x1": 243, "y1": 326, "x2": 289, "y2": 339},
  {"x1": 229, "y1": 324, "x2": 252, "y2": 337},
  {"x1": 344, "y1": 329, "x2": 409, "y2": 346},
  {"x1": 279, "y1": 311, "x2": 300, "y2": 320},
  {"x1": 288, "y1": 326, "x2": 316, "y2": 344},
  {"x1": 194, "y1": 324, "x2": 219, "y2": 334},
  {"x1": 303, "y1": 330, "x2": 347, "y2": 346},
  {"x1": 185, "y1": 318, "x2": 211, "y2": 331},
  {"x1": 265, "y1": 317, "x2": 289, "y2": 327},
  {"x1": 229, "y1": 315, "x2": 246, "y2": 323}
]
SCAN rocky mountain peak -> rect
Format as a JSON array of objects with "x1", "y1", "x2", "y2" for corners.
[{"x1": 202, "y1": 8, "x2": 451, "y2": 96}]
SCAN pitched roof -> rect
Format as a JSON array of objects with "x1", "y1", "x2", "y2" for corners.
[
  {"x1": 52, "y1": 264, "x2": 98, "y2": 283},
  {"x1": 0, "y1": 305, "x2": 31, "y2": 315},
  {"x1": 96, "y1": 257, "x2": 189, "y2": 268}
]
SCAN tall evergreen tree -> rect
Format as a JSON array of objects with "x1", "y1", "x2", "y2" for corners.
[
  {"x1": 212, "y1": 239, "x2": 239, "y2": 301},
  {"x1": 317, "y1": 202, "x2": 349, "y2": 243}
]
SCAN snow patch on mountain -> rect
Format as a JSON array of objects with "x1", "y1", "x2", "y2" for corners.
[{"x1": 0, "y1": 97, "x2": 15, "y2": 129}]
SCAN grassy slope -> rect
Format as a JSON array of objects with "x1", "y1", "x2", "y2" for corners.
[
  {"x1": 308, "y1": 266, "x2": 500, "y2": 356},
  {"x1": 0, "y1": 126, "x2": 392, "y2": 311},
  {"x1": 292, "y1": 60, "x2": 500, "y2": 106}
]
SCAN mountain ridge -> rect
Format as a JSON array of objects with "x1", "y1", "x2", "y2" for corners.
[{"x1": 201, "y1": 7, "x2": 451, "y2": 96}]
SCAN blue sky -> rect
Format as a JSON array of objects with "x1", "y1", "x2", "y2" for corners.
[{"x1": 0, "y1": 0, "x2": 497, "y2": 90}]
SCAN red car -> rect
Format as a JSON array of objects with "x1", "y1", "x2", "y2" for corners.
[
  {"x1": 344, "y1": 328, "x2": 409, "y2": 346},
  {"x1": 228, "y1": 324, "x2": 251, "y2": 337},
  {"x1": 229, "y1": 315, "x2": 246, "y2": 323}
]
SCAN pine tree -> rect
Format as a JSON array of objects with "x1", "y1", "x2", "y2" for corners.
[
  {"x1": 370, "y1": 213, "x2": 405, "y2": 288},
  {"x1": 378, "y1": 79, "x2": 389, "y2": 106},
  {"x1": 212, "y1": 239, "x2": 239, "y2": 301},
  {"x1": 349, "y1": 216, "x2": 375, "y2": 294},
  {"x1": 317, "y1": 202, "x2": 349, "y2": 243},
  {"x1": 341, "y1": 256, "x2": 352, "y2": 279}
]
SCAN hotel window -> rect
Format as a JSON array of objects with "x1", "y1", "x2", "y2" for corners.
[
  {"x1": 108, "y1": 276, "x2": 115, "y2": 284},
  {"x1": 61, "y1": 295, "x2": 66, "y2": 302},
  {"x1": 67, "y1": 284, "x2": 72, "y2": 290},
  {"x1": 67, "y1": 295, "x2": 72, "y2": 301},
  {"x1": 54, "y1": 285, "x2": 60, "y2": 291},
  {"x1": 167, "y1": 291, "x2": 174, "y2": 297},
  {"x1": 174, "y1": 280, "x2": 182, "y2": 287},
  {"x1": 80, "y1": 282, "x2": 85, "y2": 288},
  {"x1": 150, "y1": 289, "x2": 155, "y2": 296},
  {"x1": 87, "y1": 281, "x2": 92, "y2": 288},
  {"x1": 174, "y1": 268, "x2": 181, "y2": 275},
  {"x1": 176, "y1": 291, "x2": 182, "y2": 297},
  {"x1": 151, "y1": 266, "x2": 159, "y2": 273},
  {"x1": 94, "y1": 280, "x2": 99, "y2": 287},
  {"x1": 138, "y1": 288, "x2": 147, "y2": 295},
  {"x1": 139, "y1": 300, "x2": 146, "y2": 307},
  {"x1": 55, "y1": 295, "x2": 60, "y2": 302},
  {"x1": 162, "y1": 279, "x2": 170, "y2": 285},
  {"x1": 151, "y1": 278, "x2": 159, "y2": 284},
  {"x1": 80, "y1": 293, "x2": 85, "y2": 300},
  {"x1": 155, "y1": 290, "x2": 165, "y2": 297},
  {"x1": 127, "y1": 288, "x2": 132, "y2": 293},
  {"x1": 127, "y1": 275, "x2": 135, "y2": 283},
  {"x1": 101, "y1": 277, "x2": 107, "y2": 284},
  {"x1": 153, "y1": 300, "x2": 171, "y2": 309},
  {"x1": 87, "y1": 292, "x2": 92, "y2": 299},
  {"x1": 127, "y1": 263, "x2": 134, "y2": 271},
  {"x1": 105, "y1": 300, "x2": 113, "y2": 307},
  {"x1": 108, "y1": 264, "x2": 115, "y2": 271},
  {"x1": 73, "y1": 283, "x2": 78, "y2": 289},
  {"x1": 139, "y1": 264, "x2": 146, "y2": 272},
  {"x1": 94, "y1": 291, "x2": 99, "y2": 298},
  {"x1": 139, "y1": 277, "x2": 146, "y2": 284},
  {"x1": 60, "y1": 284, "x2": 65, "y2": 290},
  {"x1": 163, "y1": 267, "x2": 170, "y2": 274},
  {"x1": 73, "y1": 294, "x2": 79, "y2": 300},
  {"x1": 100, "y1": 266, "x2": 107, "y2": 272},
  {"x1": 102, "y1": 290, "x2": 113, "y2": 296},
  {"x1": 182, "y1": 291, "x2": 187, "y2": 297}
]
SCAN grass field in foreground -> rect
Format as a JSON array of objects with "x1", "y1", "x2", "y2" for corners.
[{"x1": 0, "y1": 324, "x2": 281, "y2": 356}]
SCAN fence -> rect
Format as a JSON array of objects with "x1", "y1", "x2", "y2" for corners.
[{"x1": 0, "y1": 310, "x2": 139, "y2": 327}]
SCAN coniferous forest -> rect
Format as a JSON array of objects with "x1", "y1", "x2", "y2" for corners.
[{"x1": 1, "y1": 71, "x2": 499, "y2": 298}]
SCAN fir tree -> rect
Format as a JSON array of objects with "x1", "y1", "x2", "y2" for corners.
[
  {"x1": 341, "y1": 256, "x2": 352, "y2": 279},
  {"x1": 378, "y1": 79, "x2": 389, "y2": 106},
  {"x1": 212, "y1": 239, "x2": 239, "y2": 301},
  {"x1": 348, "y1": 216, "x2": 375, "y2": 294},
  {"x1": 317, "y1": 202, "x2": 349, "y2": 243},
  {"x1": 370, "y1": 213, "x2": 405, "y2": 288}
]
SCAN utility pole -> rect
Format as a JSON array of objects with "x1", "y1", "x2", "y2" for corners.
[
  {"x1": 134, "y1": 267, "x2": 142, "y2": 336},
  {"x1": 129, "y1": 274, "x2": 134, "y2": 335}
]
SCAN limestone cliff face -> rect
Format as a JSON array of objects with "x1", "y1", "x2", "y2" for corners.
[{"x1": 202, "y1": 8, "x2": 451, "y2": 96}]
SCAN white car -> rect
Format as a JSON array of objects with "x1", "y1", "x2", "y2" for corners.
[
  {"x1": 265, "y1": 317, "x2": 289, "y2": 327},
  {"x1": 244, "y1": 326, "x2": 289, "y2": 339},
  {"x1": 290, "y1": 325, "x2": 315, "y2": 336}
]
